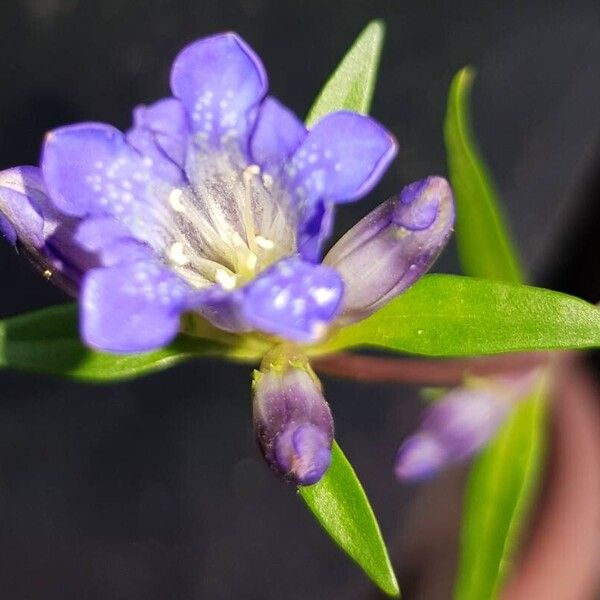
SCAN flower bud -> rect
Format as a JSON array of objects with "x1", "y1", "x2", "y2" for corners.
[
  {"x1": 252, "y1": 347, "x2": 334, "y2": 485},
  {"x1": 0, "y1": 166, "x2": 90, "y2": 296},
  {"x1": 395, "y1": 384, "x2": 510, "y2": 481},
  {"x1": 324, "y1": 176, "x2": 454, "y2": 324}
]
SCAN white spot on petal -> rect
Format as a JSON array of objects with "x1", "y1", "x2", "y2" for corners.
[
  {"x1": 310, "y1": 287, "x2": 337, "y2": 306},
  {"x1": 273, "y1": 289, "x2": 291, "y2": 309}
]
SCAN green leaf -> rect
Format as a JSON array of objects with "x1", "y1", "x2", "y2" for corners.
[
  {"x1": 305, "y1": 20, "x2": 385, "y2": 126},
  {"x1": 314, "y1": 274, "x2": 600, "y2": 356},
  {"x1": 445, "y1": 68, "x2": 547, "y2": 600},
  {"x1": 299, "y1": 441, "x2": 399, "y2": 597},
  {"x1": 0, "y1": 304, "x2": 262, "y2": 382},
  {"x1": 444, "y1": 67, "x2": 523, "y2": 283},
  {"x1": 454, "y1": 376, "x2": 547, "y2": 599}
]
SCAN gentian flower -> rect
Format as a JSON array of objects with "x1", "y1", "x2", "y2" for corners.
[
  {"x1": 394, "y1": 371, "x2": 540, "y2": 481},
  {"x1": 0, "y1": 31, "x2": 455, "y2": 484},
  {"x1": 0, "y1": 31, "x2": 453, "y2": 355},
  {"x1": 0, "y1": 32, "x2": 400, "y2": 353},
  {"x1": 253, "y1": 346, "x2": 333, "y2": 485}
]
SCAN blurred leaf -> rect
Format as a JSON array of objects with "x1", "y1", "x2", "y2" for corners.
[
  {"x1": 315, "y1": 274, "x2": 600, "y2": 356},
  {"x1": 444, "y1": 67, "x2": 523, "y2": 283},
  {"x1": 0, "y1": 304, "x2": 262, "y2": 382},
  {"x1": 305, "y1": 20, "x2": 385, "y2": 126},
  {"x1": 454, "y1": 376, "x2": 547, "y2": 599},
  {"x1": 299, "y1": 441, "x2": 399, "y2": 597}
]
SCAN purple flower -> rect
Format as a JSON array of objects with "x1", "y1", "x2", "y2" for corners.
[
  {"x1": 394, "y1": 371, "x2": 540, "y2": 481},
  {"x1": 0, "y1": 32, "x2": 453, "y2": 354},
  {"x1": 253, "y1": 348, "x2": 333, "y2": 485}
]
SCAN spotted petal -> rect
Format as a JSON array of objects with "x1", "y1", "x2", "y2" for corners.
[
  {"x1": 241, "y1": 256, "x2": 344, "y2": 342},
  {"x1": 41, "y1": 122, "x2": 184, "y2": 253},
  {"x1": 287, "y1": 111, "x2": 397, "y2": 260},
  {"x1": 74, "y1": 216, "x2": 137, "y2": 253},
  {"x1": 128, "y1": 97, "x2": 189, "y2": 169},
  {"x1": 74, "y1": 216, "x2": 154, "y2": 266},
  {"x1": 170, "y1": 32, "x2": 267, "y2": 147},
  {"x1": 287, "y1": 111, "x2": 397, "y2": 204},
  {"x1": 81, "y1": 260, "x2": 194, "y2": 353},
  {"x1": 192, "y1": 285, "x2": 251, "y2": 334},
  {"x1": 43, "y1": 123, "x2": 162, "y2": 215}
]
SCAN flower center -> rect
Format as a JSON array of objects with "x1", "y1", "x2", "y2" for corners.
[{"x1": 161, "y1": 153, "x2": 296, "y2": 290}]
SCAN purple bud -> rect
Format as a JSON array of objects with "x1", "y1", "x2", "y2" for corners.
[
  {"x1": 324, "y1": 176, "x2": 454, "y2": 324},
  {"x1": 393, "y1": 433, "x2": 446, "y2": 480},
  {"x1": 253, "y1": 348, "x2": 334, "y2": 486},
  {"x1": 395, "y1": 386, "x2": 509, "y2": 482},
  {"x1": 0, "y1": 166, "x2": 92, "y2": 295}
]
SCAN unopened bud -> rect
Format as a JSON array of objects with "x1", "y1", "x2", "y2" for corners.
[
  {"x1": 325, "y1": 176, "x2": 454, "y2": 324},
  {"x1": 252, "y1": 347, "x2": 334, "y2": 485},
  {"x1": 395, "y1": 385, "x2": 510, "y2": 481},
  {"x1": 0, "y1": 166, "x2": 90, "y2": 296}
]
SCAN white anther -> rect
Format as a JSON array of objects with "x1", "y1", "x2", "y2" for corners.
[
  {"x1": 255, "y1": 235, "x2": 275, "y2": 250},
  {"x1": 168, "y1": 188, "x2": 186, "y2": 212},
  {"x1": 243, "y1": 164, "x2": 261, "y2": 180},
  {"x1": 215, "y1": 269, "x2": 237, "y2": 290},
  {"x1": 168, "y1": 242, "x2": 190, "y2": 266},
  {"x1": 261, "y1": 173, "x2": 273, "y2": 188}
]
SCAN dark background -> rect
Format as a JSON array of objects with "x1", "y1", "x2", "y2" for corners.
[{"x1": 0, "y1": 1, "x2": 599, "y2": 598}]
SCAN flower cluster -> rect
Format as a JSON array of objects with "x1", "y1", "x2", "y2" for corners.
[{"x1": 0, "y1": 32, "x2": 455, "y2": 484}]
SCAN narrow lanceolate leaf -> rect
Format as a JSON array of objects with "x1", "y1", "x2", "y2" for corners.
[
  {"x1": 0, "y1": 304, "x2": 262, "y2": 381},
  {"x1": 444, "y1": 67, "x2": 523, "y2": 283},
  {"x1": 454, "y1": 376, "x2": 547, "y2": 599},
  {"x1": 445, "y1": 68, "x2": 547, "y2": 600},
  {"x1": 300, "y1": 441, "x2": 399, "y2": 597},
  {"x1": 305, "y1": 20, "x2": 385, "y2": 126},
  {"x1": 315, "y1": 274, "x2": 600, "y2": 357}
]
